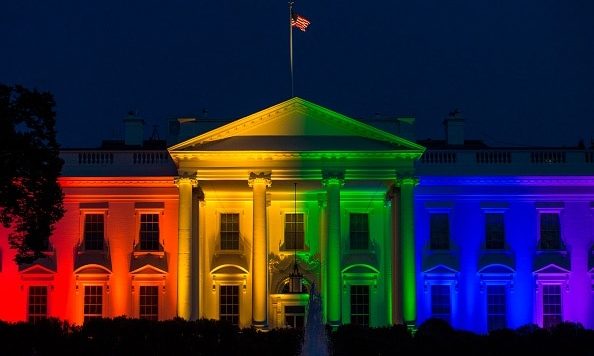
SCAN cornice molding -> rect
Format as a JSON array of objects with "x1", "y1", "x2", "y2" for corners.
[
  {"x1": 170, "y1": 151, "x2": 422, "y2": 162},
  {"x1": 60, "y1": 177, "x2": 176, "y2": 187},
  {"x1": 419, "y1": 176, "x2": 594, "y2": 186}
]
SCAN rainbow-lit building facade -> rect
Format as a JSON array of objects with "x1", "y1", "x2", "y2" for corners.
[{"x1": 1, "y1": 98, "x2": 593, "y2": 333}]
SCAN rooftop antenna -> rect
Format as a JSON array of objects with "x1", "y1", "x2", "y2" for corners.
[
  {"x1": 288, "y1": 182, "x2": 303, "y2": 293},
  {"x1": 149, "y1": 124, "x2": 160, "y2": 141}
]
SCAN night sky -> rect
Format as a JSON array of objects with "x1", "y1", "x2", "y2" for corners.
[{"x1": 2, "y1": 1, "x2": 593, "y2": 148}]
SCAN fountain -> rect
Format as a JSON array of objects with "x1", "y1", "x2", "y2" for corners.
[{"x1": 300, "y1": 283, "x2": 329, "y2": 356}]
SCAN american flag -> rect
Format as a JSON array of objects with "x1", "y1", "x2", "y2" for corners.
[{"x1": 291, "y1": 12, "x2": 310, "y2": 32}]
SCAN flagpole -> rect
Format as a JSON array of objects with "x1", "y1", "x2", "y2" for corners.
[{"x1": 289, "y1": 1, "x2": 294, "y2": 97}]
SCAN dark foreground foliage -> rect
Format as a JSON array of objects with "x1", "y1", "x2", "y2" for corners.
[
  {"x1": 0, "y1": 317, "x2": 302, "y2": 356},
  {"x1": 1, "y1": 317, "x2": 593, "y2": 356},
  {"x1": 0, "y1": 84, "x2": 64, "y2": 264},
  {"x1": 329, "y1": 318, "x2": 594, "y2": 356}
]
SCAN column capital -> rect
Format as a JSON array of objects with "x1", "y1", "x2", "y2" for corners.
[
  {"x1": 248, "y1": 172, "x2": 272, "y2": 188},
  {"x1": 175, "y1": 173, "x2": 198, "y2": 187},
  {"x1": 322, "y1": 171, "x2": 345, "y2": 187},
  {"x1": 394, "y1": 175, "x2": 419, "y2": 187}
]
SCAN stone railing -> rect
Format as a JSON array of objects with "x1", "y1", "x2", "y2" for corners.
[
  {"x1": 61, "y1": 150, "x2": 176, "y2": 175},
  {"x1": 62, "y1": 150, "x2": 172, "y2": 166},
  {"x1": 417, "y1": 149, "x2": 594, "y2": 174},
  {"x1": 476, "y1": 151, "x2": 512, "y2": 164},
  {"x1": 77, "y1": 152, "x2": 114, "y2": 165},
  {"x1": 419, "y1": 151, "x2": 457, "y2": 164}
]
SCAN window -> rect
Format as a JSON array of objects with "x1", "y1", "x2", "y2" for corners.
[
  {"x1": 430, "y1": 213, "x2": 450, "y2": 250},
  {"x1": 349, "y1": 213, "x2": 369, "y2": 250},
  {"x1": 487, "y1": 285, "x2": 506, "y2": 331},
  {"x1": 139, "y1": 214, "x2": 160, "y2": 251},
  {"x1": 350, "y1": 285, "x2": 370, "y2": 326},
  {"x1": 139, "y1": 286, "x2": 159, "y2": 320},
  {"x1": 543, "y1": 285, "x2": 562, "y2": 328},
  {"x1": 284, "y1": 213, "x2": 304, "y2": 250},
  {"x1": 28, "y1": 286, "x2": 48, "y2": 323},
  {"x1": 84, "y1": 285, "x2": 103, "y2": 322},
  {"x1": 285, "y1": 305, "x2": 305, "y2": 328},
  {"x1": 219, "y1": 285, "x2": 239, "y2": 326},
  {"x1": 485, "y1": 213, "x2": 505, "y2": 249},
  {"x1": 84, "y1": 214, "x2": 104, "y2": 250},
  {"x1": 431, "y1": 285, "x2": 451, "y2": 323},
  {"x1": 220, "y1": 213, "x2": 240, "y2": 250},
  {"x1": 539, "y1": 213, "x2": 562, "y2": 250}
]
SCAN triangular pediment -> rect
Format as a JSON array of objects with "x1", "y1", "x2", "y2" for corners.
[
  {"x1": 169, "y1": 97, "x2": 424, "y2": 153},
  {"x1": 19, "y1": 264, "x2": 56, "y2": 275},
  {"x1": 130, "y1": 253, "x2": 168, "y2": 274},
  {"x1": 534, "y1": 263, "x2": 570, "y2": 275},
  {"x1": 130, "y1": 264, "x2": 167, "y2": 275},
  {"x1": 424, "y1": 264, "x2": 459, "y2": 275}
]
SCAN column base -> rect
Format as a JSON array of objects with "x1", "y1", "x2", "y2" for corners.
[
  {"x1": 252, "y1": 321, "x2": 268, "y2": 329},
  {"x1": 404, "y1": 320, "x2": 417, "y2": 334},
  {"x1": 327, "y1": 321, "x2": 341, "y2": 331}
]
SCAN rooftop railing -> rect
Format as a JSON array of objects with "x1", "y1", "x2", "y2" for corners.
[
  {"x1": 62, "y1": 150, "x2": 172, "y2": 166},
  {"x1": 61, "y1": 150, "x2": 176, "y2": 176},
  {"x1": 417, "y1": 148, "x2": 594, "y2": 174}
]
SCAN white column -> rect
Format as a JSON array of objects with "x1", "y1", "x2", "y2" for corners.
[
  {"x1": 399, "y1": 176, "x2": 418, "y2": 327},
  {"x1": 323, "y1": 172, "x2": 344, "y2": 327},
  {"x1": 318, "y1": 193, "x2": 328, "y2": 323},
  {"x1": 389, "y1": 184, "x2": 403, "y2": 325},
  {"x1": 175, "y1": 174, "x2": 197, "y2": 320},
  {"x1": 249, "y1": 172, "x2": 271, "y2": 328}
]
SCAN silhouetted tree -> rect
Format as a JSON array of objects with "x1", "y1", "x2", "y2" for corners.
[{"x1": 0, "y1": 84, "x2": 64, "y2": 264}]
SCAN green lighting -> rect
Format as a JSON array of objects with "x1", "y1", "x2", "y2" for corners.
[
  {"x1": 324, "y1": 176, "x2": 342, "y2": 326},
  {"x1": 400, "y1": 178, "x2": 417, "y2": 325}
]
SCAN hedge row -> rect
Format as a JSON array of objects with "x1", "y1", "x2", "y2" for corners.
[{"x1": 0, "y1": 317, "x2": 592, "y2": 356}]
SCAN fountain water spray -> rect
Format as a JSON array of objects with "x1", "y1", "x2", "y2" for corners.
[{"x1": 300, "y1": 283, "x2": 329, "y2": 356}]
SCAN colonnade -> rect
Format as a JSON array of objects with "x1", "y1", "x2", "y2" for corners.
[{"x1": 175, "y1": 171, "x2": 418, "y2": 327}]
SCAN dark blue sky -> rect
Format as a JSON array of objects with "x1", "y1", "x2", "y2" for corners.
[{"x1": 2, "y1": 1, "x2": 593, "y2": 148}]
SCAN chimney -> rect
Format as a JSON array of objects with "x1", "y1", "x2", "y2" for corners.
[
  {"x1": 177, "y1": 117, "x2": 198, "y2": 143},
  {"x1": 123, "y1": 112, "x2": 145, "y2": 146},
  {"x1": 443, "y1": 110, "x2": 464, "y2": 146},
  {"x1": 395, "y1": 117, "x2": 416, "y2": 141}
]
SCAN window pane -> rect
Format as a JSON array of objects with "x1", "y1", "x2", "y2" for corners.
[
  {"x1": 350, "y1": 213, "x2": 369, "y2": 250},
  {"x1": 28, "y1": 286, "x2": 48, "y2": 323},
  {"x1": 84, "y1": 214, "x2": 104, "y2": 250},
  {"x1": 539, "y1": 213, "x2": 561, "y2": 250},
  {"x1": 487, "y1": 285, "x2": 506, "y2": 331},
  {"x1": 220, "y1": 213, "x2": 240, "y2": 250},
  {"x1": 140, "y1": 214, "x2": 160, "y2": 251},
  {"x1": 84, "y1": 285, "x2": 103, "y2": 322},
  {"x1": 219, "y1": 285, "x2": 239, "y2": 326},
  {"x1": 350, "y1": 285, "x2": 370, "y2": 327},
  {"x1": 485, "y1": 213, "x2": 505, "y2": 249},
  {"x1": 285, "y1": 213, "x2": 304, "y2": 250},
  {"x1": 543, "y1": 285, "x2": 562, "y2": 328},
  {"x1": 285, "y1": 305, "x2": 306, "y2": 329},
  {"x1": 139, "y1": 286, "x2": 159, "y2": 321},
  {"x1": 431, "y1": 285, "x2": 451, "y2": 323},
  {"x1": 430, "y1": 214, "x2": 450, "y2": 250}
]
